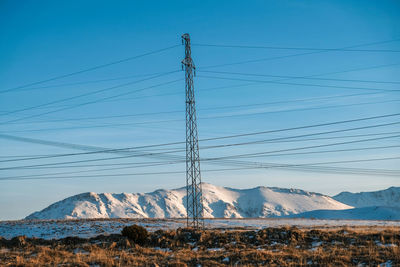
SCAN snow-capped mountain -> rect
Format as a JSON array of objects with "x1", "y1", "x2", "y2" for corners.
[
  {"x1": 333, "y1": 187, "x2": 400, "y2": 208},
  {"x1": 25, "y1": 183, "x2": 352, "y2": 220}
]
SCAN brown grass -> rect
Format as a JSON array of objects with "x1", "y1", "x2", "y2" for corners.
[{"x1": 1, "y1": 226, "x2": 399, "y2": 266}]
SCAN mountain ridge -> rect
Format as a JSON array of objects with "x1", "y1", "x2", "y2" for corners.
[
  {"x1": 333, "y1": 186, "x2": 400, "y2": 208},
  {"x1": 26, "y1": 183, "x2": 351, "y2": 220}
]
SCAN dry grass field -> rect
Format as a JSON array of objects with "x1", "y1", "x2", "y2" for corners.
[{"x1": 1, "y1": 225, "x2": 399, "y2": 266}]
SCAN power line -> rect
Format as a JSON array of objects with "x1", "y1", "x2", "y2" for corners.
[
  {"x1": 2, "y1": 91, "x2": 386, "y2": 125},
  {"x1": 198, "y1": 70, "x2": 400, "y2": 85},
  {"x1": 215, "y1": 144, "x2": 400, "y2": 158},
  {"x1": 90, "y1": 82, "x2": 384, "y2": 107},
  {"x1": 2, "y1": 38, "x2": 399, "y2": 183},
  {"x1": 3, "y1": 99, "x2": 398, "y2": 134},
  {"x1": 0, "y1": 71, "x2": 175, "y2": 94},
  {"x1": 0, "y1": 138, "x2": 186, "y2": 163},
  {"x1": 2, "y1": 130, "x2": 399, "y2": 161},
  {"x1": 2, "y1": 160, "x2": 185, "y2": 180},
  {"x1": 203, "y1": 134, "x2": 400, "y2": 160},
  {"x1": 0, "y1": 70, "x2": 180, "y2": 119},
  {"x1": 208, "y1": 157, "x2": 400, "y2": 176},
  {"x1": 0, "y1": 133, "x2": 187, "y2": 168},
  {"x1": 0, "y1": 118, "x2": 183, "y2": 133},
  {"x1": 216, "y1": 160, "x2": 400, "y2": 176},
  {"x1": 0, "y1": 113, "x2": 399, "y2": 161},
  {"x1": 0, "y1": 114, "x2": 398, "y2": 175},
  {"x1": 199, "y1": 57, "x2": 398, "y2": 71},
  {"x1": 200, "y1": 113, "x2": 400, "y2": 142},
  {"x1": 211, "y1": 158, "x2": 400, "y2": 173},
  {"x1": 199, "y1": 99, "x2": 400, "y2": 121},
  {"x1": 2, "y1": 64, "x2": 390, "y2": 115},
  {"x1": 196, "y1": 38, "x2": 400, "y2": 69},
  {"x1": 4, "y1": 42, "x2": 393, "y2": 118},
  {"x1": 197, "y1": 74, "x2": 400, "y2": 93},
  {"x1": 2, "y1": 161, "x2": 399, "y2": 181},
  {"x1": 10, "y1": 68, "x2": 399, "y2": 98},
  {"x1": 6, "y1": 159, "x2": 185, "y2": 170},
  {"x1": 0, "y1": 169, "x2": 187, "y2": 181},
  {"x1": 4, "y1": 153, "x2": 400, "y2": 180},
  {"x1": 232, "y1": 130, "x2": 400, "y2": 144},
  {"x1": 200, "y1": 122, "x2": 400, "y2": 151},
  {"x1": 1, "y1": 123, "x2": 399, "y2": 169},
  {"x1": 0, "y1": 133, "x2": 183, "y2": 154},
  {"x1": 278, "y1": 156, "x2": 400, "y2": 166},
  {"x1": 0, "y1": 45, "x2": 180, "y2": 94},
  {"x1": 1, "y1": 158, "x2": 399, "y2": 181},
  {"x1": 193, "y1": 43, "x2": 400, "y2": 52},
  {"x1": 0, "y1": 149, "x2": 184, "y2": 171},
  {"x1": 3, "y1": 40, "x2": 393, "y2": 114},
  {"x1": 0, "y1": 79, "x2": 182, "y2": 125},
  {"x1": 7, "y1": 144, "x2": 400, "y2": 171},
  {"x1": 2, "y1": 129, "x2": 399, "y2": 178},
  {"x1": 0, "y1": 147, "x2": 182, "y2": 164}
]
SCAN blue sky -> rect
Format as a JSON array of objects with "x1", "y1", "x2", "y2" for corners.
[{"x1": 0, "y1": 0, "x2": 399, "y2": 220}]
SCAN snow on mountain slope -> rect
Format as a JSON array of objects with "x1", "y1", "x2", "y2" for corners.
[
  {"x1": 289, "y1": 206, "x2": 400, "y2": 220},
  {"x1": 333, "y1": 187, "x2": 400, "y2": 208},
  {"x1": 25, "y1": 183, "x2": 352, "y2": 220}
]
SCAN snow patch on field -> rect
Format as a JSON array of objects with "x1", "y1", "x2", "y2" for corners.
[
  {"x1": 289, "y1": 206, "x2": 400, "y2": 220},
  {"x1": 1, "y1": 218, "x2": 400, "y2": 240}
]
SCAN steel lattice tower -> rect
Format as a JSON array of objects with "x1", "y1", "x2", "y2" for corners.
[{"x1": 181, "y1": 33, "x2": 204, "y2": 228}]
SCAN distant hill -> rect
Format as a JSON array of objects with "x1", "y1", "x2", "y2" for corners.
[
  {"x1": 333, "y1": 187, "x2": 400, "y2": 208},
  {"x1": 25, "y1": 183, "x2": 351, "y2": 220}
]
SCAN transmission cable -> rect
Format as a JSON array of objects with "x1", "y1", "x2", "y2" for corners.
[
  {"x1": 199, "y1": 122, "x2": 400, "y2": 151},
  {"x1": 1, "y1": 159, "x2": 399, "y2": 181},
  {"x1": 4, "y1": 154, "x2": 400, "y2": 180},
  {"x1": 0, "y1": 70, "x2": 180, "y2": 118},
  {"x1": 0, "y1": 112, "x2": 399, "y2": 160},
  {"x1": 0, "y1": 79, "x2": 182, "y2": 125},
  {"x1": 196, "y1": 38, "x2": 400, "y2": 69},
  {"x1": 3, "y1": 99, "x2": 398, "y2": 134},
  {"x1": 193, "y1": 43, "x2": 400, "y2": 52},
  {"x1": 197, "y1": 75, "x2": 400, "y2": 93},
  {"x1": 200, "y1": 113, "x2": 400, "y2": 142},
  {"x1": 198, "y1": 70, "x2": 400, "y2": 85},
  {"x1": 2, "y1": 91, "x2": 386, "y2": 125},
  {"x1": 1, "y1": 126, "x2": 399, "y2": 169},
  {"x1": 203, "y1": 134, "x2": 400, "y2": 161},
  {"x1": 0, "y1": 45, "x2": 180, "y2": 94},
  {"x1": 1, "y1": 71, "x2": 175, "y2": 94},
  {"x1": 7, "y1": 144, "x2": 400, "y2": 171}
]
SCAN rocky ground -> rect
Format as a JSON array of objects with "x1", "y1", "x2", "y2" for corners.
[{"x1": 1, "y1": 226, "x2": 399, "y2": 266}]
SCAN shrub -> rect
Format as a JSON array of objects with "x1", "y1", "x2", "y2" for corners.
[{"x1": 121, "y1": 224, "x2": 148, "y2": 245}]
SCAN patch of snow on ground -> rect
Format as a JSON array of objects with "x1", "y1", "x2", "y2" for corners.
[
  {"x1": 207, "y1": 248, "x2": 224, "y2": 252},
  {"x1": 375, "y1": 241, "x2": 398, "y2": 248},
  {"x1": 153, "y1": 247, "x2": 171, "y2": 252},
  {"x1": 0, "y1": 218, "x2": 400, "y2": 240},
  {"x1": 379, "y1": 260, "x2": 393, "y2": 267},
  {"x1": 312, "y1": 241, "x2": 323, "y2": 247},
  {"x1": 73, "y1": 248, "x2": 89, "y2": 255}
]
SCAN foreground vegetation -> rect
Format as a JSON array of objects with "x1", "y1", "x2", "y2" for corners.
[{"x1": 1, "y1": 225, "x2": 399, "y2": 266}]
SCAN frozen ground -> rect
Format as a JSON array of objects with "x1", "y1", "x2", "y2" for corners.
[{"x1": 1, "y1": 218, "x2": 399, "y2": 240}]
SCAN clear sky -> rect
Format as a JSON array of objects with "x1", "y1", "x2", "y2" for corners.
[{"x1": 0, "y1": 0, "x2": 399, "y2": 220}]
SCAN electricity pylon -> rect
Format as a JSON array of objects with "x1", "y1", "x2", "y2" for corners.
[{"x1": 181, "y1": 33, "x2": 204, "y2": 228}]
